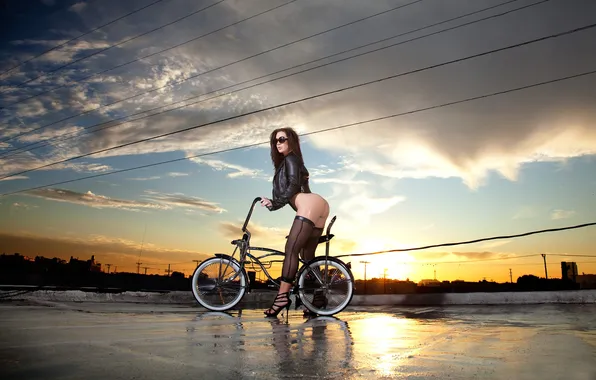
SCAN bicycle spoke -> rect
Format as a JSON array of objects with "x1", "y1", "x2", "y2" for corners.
[{"x1": 191, "y1": 256, "x2": 247, "y2": 311}]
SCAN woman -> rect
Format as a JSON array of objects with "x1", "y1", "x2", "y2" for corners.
[{"x1": 260, "y1": 127, "x2": 330, "y2": 317}]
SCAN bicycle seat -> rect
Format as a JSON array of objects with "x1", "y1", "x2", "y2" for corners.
[{"x1": 284, "y1": 234, "x2": 334, "y2": 244}]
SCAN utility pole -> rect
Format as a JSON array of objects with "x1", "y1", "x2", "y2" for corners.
[
  {"x1": 193, "y1": 260, "x2": 201, "y2": 268},
  {"x1": 142, "y1": 266, "x2": 149, "y2": 275},
  {"x1": 360, "y1": 261, "x2": 370, "y2": 295},
  {"x1": 509, "y1": 268, "x2": 513, "y2": 283},
  {"x1": 541, "y1": 254, "x2": 548, "y2": 279},
  {"x1": 106, "y1": 264, "x2": 112, "y2": 274},
  {"x1": 429, "y1": 263, "x2": 437, "y2": 280},
  {"x1": 136, "y1": 260, "x2": 142, "y2": 274},
  {"x1": 165, "y1": 264, "x2": 171, "y2": 276}
]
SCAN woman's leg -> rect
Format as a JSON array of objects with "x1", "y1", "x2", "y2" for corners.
[
  {"x1": 280, "y1": 215, "x2": 315, "y2": 282},
  {"x1": 296, "y1": 195, "x2": 329, "y2": 315},
  {"x1": 264, "y1": 215, "x2": 314, "y2": 317},
  {"x1": 265, "y1": 194, "x2": 329, "y2": 317},
  {"x1": 300, "y1": 198, "x2": 330, "y2": 262}
]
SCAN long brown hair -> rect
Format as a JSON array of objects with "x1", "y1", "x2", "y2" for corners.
[{"x1": 269, "y1": 127, "x2": 304, "y2": 170}]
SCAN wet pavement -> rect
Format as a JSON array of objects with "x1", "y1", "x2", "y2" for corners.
[{"x1": 1, "y1": 302, "x2": 595, "y2": 379}]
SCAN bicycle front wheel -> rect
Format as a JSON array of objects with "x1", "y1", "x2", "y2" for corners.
[
  {"x1": 297, "y1": 256, "x2": 354, "y2": 316},
  {"x1": 191, "y1": 256, "x2": 248, "y2": 311}
]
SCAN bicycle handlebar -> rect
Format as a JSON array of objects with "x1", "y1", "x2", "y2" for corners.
[{"x1": 242, "y1": 197, "x2": 262, "y2": 232}]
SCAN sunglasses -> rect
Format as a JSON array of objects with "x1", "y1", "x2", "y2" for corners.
[{"x1": 275, "y1": 136, "x2": 288, "y2": 144}]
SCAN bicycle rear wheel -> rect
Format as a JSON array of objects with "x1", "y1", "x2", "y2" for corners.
[
  {"x1": 191, "y1": 255, "x2": 248, "y2": 311},
  {"x1": 296, "y1": 256, "x2": 354, "y2": 316}
]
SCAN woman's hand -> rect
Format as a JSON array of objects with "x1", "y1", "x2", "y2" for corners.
[{"x1": 260, "y1": 197, "x2": 272, "y2": 208}]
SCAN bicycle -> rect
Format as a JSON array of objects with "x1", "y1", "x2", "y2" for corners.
[{"x1": 190, "y1": 196, "x2": 355, "y2": 316}]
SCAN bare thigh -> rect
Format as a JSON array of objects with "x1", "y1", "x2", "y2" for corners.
[{"x1": 293, "y1": 193, "x2": 329, "y2": 228}]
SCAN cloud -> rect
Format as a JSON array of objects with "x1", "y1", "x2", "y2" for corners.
[
  {"x1": 340, "y1": 194, "x2": 405, "y2": 216},
  {"x1": 127, "y1": 176, "x2": 161, "y2": 181},
  {"x1": 408, "y1": 250, "x2": 520, "y2": 263},
  {"x1": 189, "y1": 157, "x2": 268, "y2": 179},
  {"x1": 22, "y1": 188, "x2": 168, "y2": 211},
  {"x1": 478, "y1": 240, "x2": 512, "y2": 250},
  {"x1": 308, "y1": 165, "x2": 336, "y2": 177},
  {"x1": 512, "y1": 206, "x2": 537, "y2": 220},
  {"x1": 69, "y1": 2, "x2": 86, "y2": 13},
  {"x1": 0, "y1": 148, "x2": 113, "y2": 178},
  {"x1": 312, "y1": 177, "x2": 368, "y2": 185},
  {"x1": 0, "y1": 175, "x2": 28, "y2": 181},
  {"x1": 68, "y1": 162, "x2": 112, "y2": 173},
  {"x1": 143, "y1": 190, "x2": 226, "y2": 213},
  {"x1": 291, "y1": 162, "x2": 369, "y2": 185},
  {"x1": 0, "y1": 230, "x2": 211, "y2": 274},
  {"x1": 290, "y1": 2, "x2": 596, "y2": 190},
  {"x1": 15, "y1": 125, "x2": 85, "y2": 143},
  {"x1": 450, "y1": 251, "x2": 508, "y2": 260},
  {"x1": 219, "y1": 220, "x2": 286, "y2": 242},
  {"x1": 11, "y1": 202, "x2": 38, "y2": 210},
  {"x1": 0, "y1": 0, "x2": 595, "y2": 191},
  {"x1": 329, "y1": 183, "x2": 406, "y2": 227},
  {"x1": 18, "y1": 187, "x2": 227, "y2": 214},
  {"x1": 126, "y1": 172, "x2": 189, "y2": 181},
  {"x1": 167, "y1": 172, "x2": 189, "y2": 177},
  {"x1": 550, "y1": 209, "x2": 576, "y2": 220}
]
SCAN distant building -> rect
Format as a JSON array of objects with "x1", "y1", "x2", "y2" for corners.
[
  {"x1": 35, "y1": 256, "x2": 66, "y2": 266},
  {"x1": 561, "y1": 261, "x2": 596, "y2": 289},
  {"x1": 69, "y1": 255, "x2": 102, "y2": 273},
  {"x1": 576, "y1": 274, "x2": 596, "y2": 289},
  {"x1": 561, "y1": 261, "x2": 578, "y2": 282},
  {"x1": 0, "y1": 253, "x2": 33, "y2": 264},
  {"x1": 418, "y1": 279, "x2": 441, "y2": 287}
]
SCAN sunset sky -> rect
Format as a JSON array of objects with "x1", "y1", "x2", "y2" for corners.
[{"x1": 1, "y1": 0, "x2": 595, "y2": 283}]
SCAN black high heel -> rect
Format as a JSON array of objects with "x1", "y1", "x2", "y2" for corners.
[
  {"x1": 313, "y1": 289, "x2": 328, "y2": 308},
  {"x1": 302, "y1": 289, "x2": 328, "y2": 317},
  {"x1": 264, "y1": 292, "x2": 292, "y2": 317}
]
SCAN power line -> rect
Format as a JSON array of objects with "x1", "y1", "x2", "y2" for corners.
[
  {"x1": 0, "y1": 0, "x2": 424, "y2": 143},
  {"x1": 422, "y1": 254, "x2": 538, "y2": 264},
  {"x1": 335, "y1": 222, "x2": 596, "y2": 259},
  {"x1": 0, "y1": 1, "x2": 300, "y2": 146},
  {"x1": 3, "y1": 0, "x2": 424, "y2": 110},
  {"x1": 0, "y1": 0, "x2": 227, "y2": 96},
  {"x1": 2, "y1": 66, "x2": 595, "y2": 196},
  {"x1": 549, "y1": 254, "x2": 596, "y2": 258},
  {"x1": 2, "y1": 18, "x2": 590, "y2": 181},
  {"x1": 0, "y1": 0, "x2": 301, "y2": 118},
  {"x1": 142, "y1": 261, "x2": 193, "y2": 266},
  {"x1": 0, "y1": 0, "x2": 165, "y2": 77},
  {"x1": 0, "y1": 0, "x2": 532, "y2": 154},
  {"x1": 460, "y1": 260, "x2": 596, "y2": 266}
]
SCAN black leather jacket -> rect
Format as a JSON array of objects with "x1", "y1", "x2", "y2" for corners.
[{"x1": 267, "y1": 152, "x2": 311, "y2": 211}]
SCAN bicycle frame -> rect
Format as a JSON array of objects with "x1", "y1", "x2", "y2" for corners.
[
  {"x1": 191, "y1": 196, "x2": 355, "y2": 315},
  {"x1": 223, "y1": 196, "x2": 337, "y2": 290}
]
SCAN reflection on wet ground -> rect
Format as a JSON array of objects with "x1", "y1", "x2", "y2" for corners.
[{"x1": 1, "y1": 303, "x2": 595, "y2": 379}]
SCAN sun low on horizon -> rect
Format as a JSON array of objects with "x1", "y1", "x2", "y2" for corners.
[{"x1": 0, "y1": 0, "x2": 595, "y2": 284}]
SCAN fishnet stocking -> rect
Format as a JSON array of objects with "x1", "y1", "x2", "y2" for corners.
[
  {"x1": 300, "y1": 227, "x2": 324, "y2": 262},
  {"x1": 280, "y1": 216, "x2": 314, "y2": 283}
]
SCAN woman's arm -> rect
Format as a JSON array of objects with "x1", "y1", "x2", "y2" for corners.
[{"x1": 267, "y1": 155, "x2": 302, "y2": 211}]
